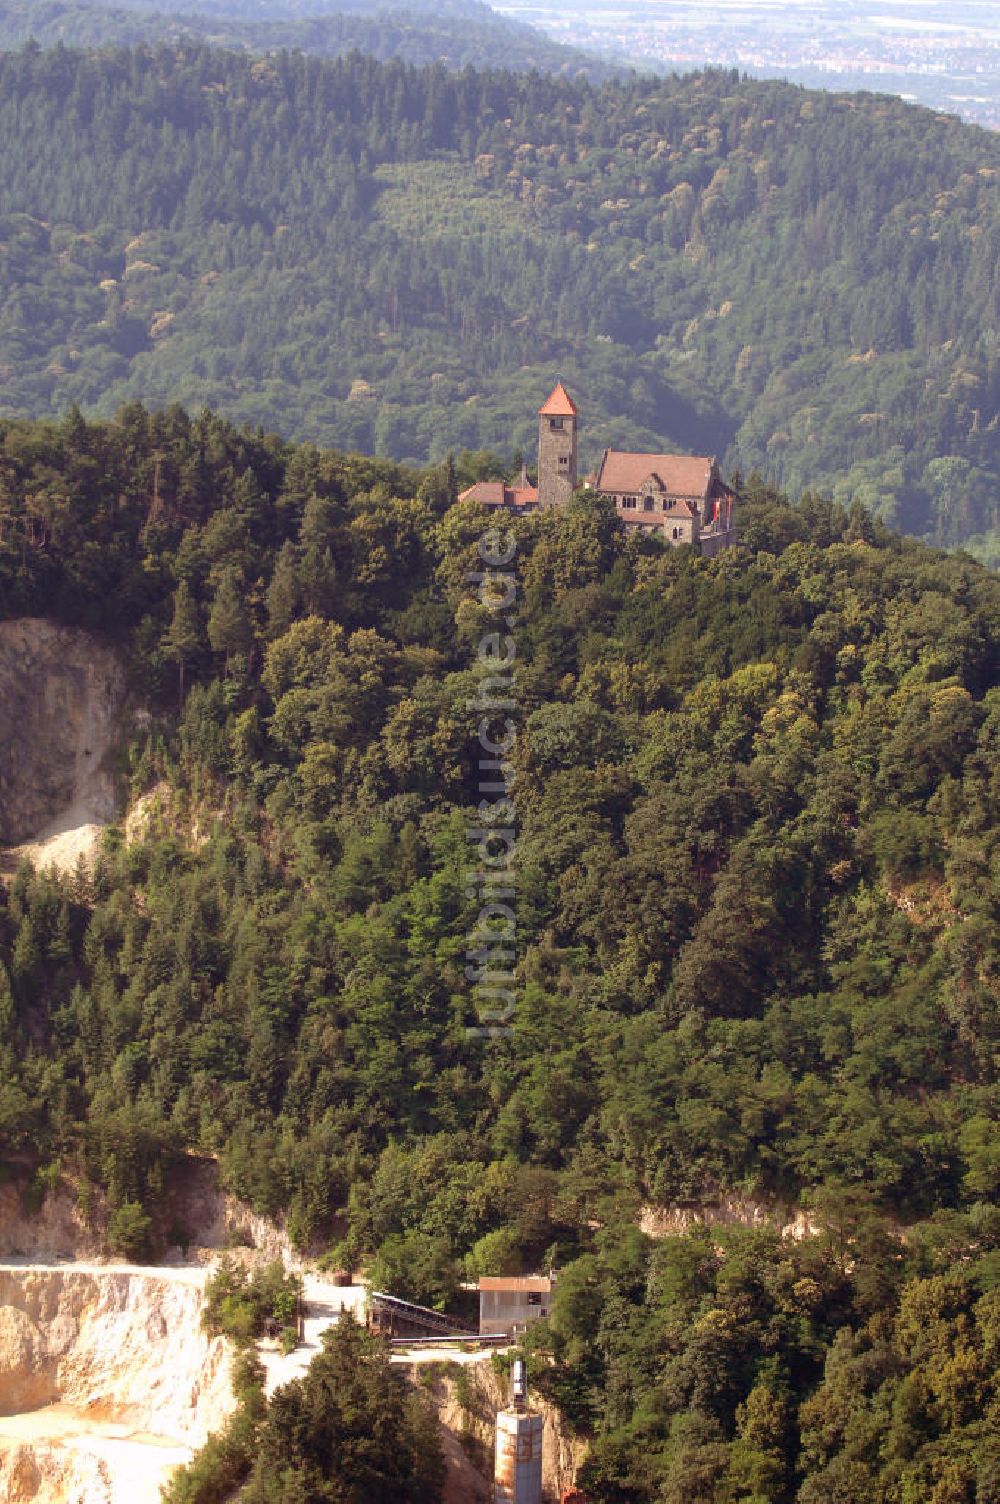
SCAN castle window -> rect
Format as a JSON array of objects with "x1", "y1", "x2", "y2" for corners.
[
  {"x1": 672, "y1": 526, "x2": 679, "y2": 540},
  {"x1": 643, "y1": 497, "x2": 654, "y2": 512},
  {"x1": 549, "y1": 417, "x2": 564, "y2": 430},
  {"x1": 558, "y1": 455, "x2": 569, "y2": 467}
]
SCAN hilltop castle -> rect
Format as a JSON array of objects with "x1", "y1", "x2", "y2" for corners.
[{"x1": 460, "y1": 383, "x2": 737, "y2": 556}]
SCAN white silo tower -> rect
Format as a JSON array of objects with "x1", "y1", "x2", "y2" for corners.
[{"x1": 494, "y1": 1358, "x2": 543, "y2": 1504}]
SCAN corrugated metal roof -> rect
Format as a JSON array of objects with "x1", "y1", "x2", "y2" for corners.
[{"x1": 478, "y1": 1276, "x2": 553, "y2": 1292}]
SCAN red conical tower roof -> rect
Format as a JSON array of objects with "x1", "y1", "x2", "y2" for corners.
[{"x1": 538, "y1": 381, "x2": 578, "y2": 417}]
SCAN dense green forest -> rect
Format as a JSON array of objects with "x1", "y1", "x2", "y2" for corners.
[
  {"x1": 1, "y1": 403, "x2": 1000, "y2": 1496},
  {"x1": 0, "y1": 46, "x2": 997, "y2": 551},
  {"x1": 537, "y1": 1217, "x2": 1000, "y2": 1502},
  {"x1": 0, "y1": 0, "x2": 610, "y2": 79}
]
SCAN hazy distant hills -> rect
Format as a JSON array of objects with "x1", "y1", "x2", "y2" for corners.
[
  {"x1": 72, "y1": 0, "x2": 508, "y2": 12},
  {"x1": 509, "y1": 0, "x2": 1000, "y2": 131},
  {"x1": 0, "y1": 0, "x2": 615, "y2": 78},
  {"x1": 0, "y1": 44, "x2": 997, "y2": 553}
]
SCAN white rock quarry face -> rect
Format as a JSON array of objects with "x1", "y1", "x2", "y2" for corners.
[
  {"x1": 0, "y1": 1266, "x2": 234, "y2": 1504},
  {"x1": 0, "y1": 1438, "x2": 108, "y2": 1504},
  {"x1": 0, "y1": 617, "x2": 124, "y2": 871}
]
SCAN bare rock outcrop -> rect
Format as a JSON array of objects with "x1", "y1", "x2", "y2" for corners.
[
  {"x1": 0, "y1": 1157, "x2": 306, "y2": 1269},
  {"x1": 0, "y1": 1445, "x2": 45, "y2": 1504},
  {"x1": 639, "y1": 1196, "x2": 819, "y2": 1241},
  {"x1": 0, "y1": 1440, "x2": 111, "y2": 1504},
  {"x1": 166, "y1": 1156, "x2": 309, "y2": 1270},
  {"x1": 0, "y1": 1181, "x2": 103, "y2": 1263},
  {"x1": 0, "y1": 1306, "x2": 57, "y2": 1414},
  {"x1": 0, "y1": 618, "x2": 124, "y2": 872}
]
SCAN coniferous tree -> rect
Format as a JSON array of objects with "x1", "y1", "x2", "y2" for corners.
[
  {"x1": 265, "y1": 540, "x2": 299, "y2": 640},
  {"x1": 163, "y1": 579, "x2": 202, "y2": 704},
  {"x1": 207, "y1": 566, "x2": 252, "y2": 675}
]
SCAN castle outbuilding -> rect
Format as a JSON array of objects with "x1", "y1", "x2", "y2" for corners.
[
  {"x1": 459, "y1": 383, "x2": 737, "y2": 555},
  {"x1": 458, "y1": 462, "x2": 538, "y2": 514}
]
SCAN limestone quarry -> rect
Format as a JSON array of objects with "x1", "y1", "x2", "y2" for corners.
[
  {"x1": 0, "y1": 1255, "x2": 541, "y2": 1504},
  {"x1": 0, "y1": 1263, "x2": 233, "y2": 1504},
  {"x1": 0, "y1": 1155, "x2": 311, "y2": 1504},
  {"x1": 0, "y1": 1158, "x2": 535, "y2": 1504}
]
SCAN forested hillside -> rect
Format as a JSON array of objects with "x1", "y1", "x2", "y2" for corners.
[
  {"x1": 165, "y1": 1328, "x2": 445, "y2": 1504},
  {"x1": 1, "y1": 405, "x2": 1000, "y2": 1497},
  {"x1": 0, "y1": 0, "x2": 610, "y2": 79},
  {"x1": 0, "y1": 46, "x2": 997, "y2": 550}
]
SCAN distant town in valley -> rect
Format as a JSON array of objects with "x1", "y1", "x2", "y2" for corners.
[{"x1": 497, "y1": 0, "x2": 1000, "y2": 129}]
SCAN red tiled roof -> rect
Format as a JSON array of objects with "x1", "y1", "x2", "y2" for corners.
[
  {"x1": 538, "y1": 381, "x2": 578, "y2": 417},
  {"x1": 594, "y1": 449, "x2": 715, "y2": 498},
  {"x1": 459, "y1": 481, "x2": 507, "y2": 506},
  {"x1": 458, "y1": 480, "x2": 539, "y2": 509}
]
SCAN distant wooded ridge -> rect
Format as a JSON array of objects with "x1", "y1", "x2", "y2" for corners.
[
  {"x1": 0, "y1": 0, "x2": 614, "y2": 77},
  {"x1": 0, "y1": 43, "x2": 996, "y2": 554}
]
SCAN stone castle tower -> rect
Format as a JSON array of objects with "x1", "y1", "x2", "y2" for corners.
[{"x1": 536, "y1": 382, "x2": 578, "y2": 508}]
